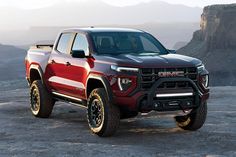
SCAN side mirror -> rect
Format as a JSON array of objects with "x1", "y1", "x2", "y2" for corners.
[
  {"x1": 167, "y1": 49, "x2": 176, "y2": 54},
  {"x1": 71, "y1": 50, "x2": 86, "y2": 58}
]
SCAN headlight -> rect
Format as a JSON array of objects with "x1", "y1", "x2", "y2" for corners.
[
  {"x1": 201, "y1": 75, "x2": 209, "y2": 88},
  {"x1": 197, "y1": 64, "x2": 209, "y2": 87},
  {"x1": 118, "y1": 78, "x2": 132, "y2": 91},
  {"x1": 197, "y1": 64, "x2": 205, "y2": 73},
  {"x1": 111, "y1": 65, "x2": 139, "y2": 72}
]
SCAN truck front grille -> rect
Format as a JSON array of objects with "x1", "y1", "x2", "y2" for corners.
[{"x1": 140, "y1": 67, "x2": 198, "y2": 89}]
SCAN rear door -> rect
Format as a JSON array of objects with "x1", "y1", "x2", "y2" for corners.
[{"x1": 44, "y1": 32, "x2": 75, "y2": 94}]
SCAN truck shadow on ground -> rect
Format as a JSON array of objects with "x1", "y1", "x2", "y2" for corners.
[{"x1": 51, "y1": 104, "x2": 188, "y2": 138}]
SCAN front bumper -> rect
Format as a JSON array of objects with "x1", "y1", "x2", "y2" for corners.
[{"x1": 114, "y1": 77, "x2": 209, "y2": 113}]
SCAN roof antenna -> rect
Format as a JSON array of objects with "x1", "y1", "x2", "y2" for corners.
[{"x1": 90, "y1": 26, "x2": 94, "y2": 28}]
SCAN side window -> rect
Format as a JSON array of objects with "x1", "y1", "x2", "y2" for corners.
[
  {"x1": 140, "y1": 36, "x2": 160, "y2": 52},
  {"x1": 56, "y1": 33, "x2": 73, "y2": 54},
  {"x1": 72, "y1": 34, "x2": 89, "y2": 54}
]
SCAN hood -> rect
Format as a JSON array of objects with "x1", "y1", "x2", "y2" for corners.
[{"x1": 94, "y1": 53, "x2": 202, "y2": 68}]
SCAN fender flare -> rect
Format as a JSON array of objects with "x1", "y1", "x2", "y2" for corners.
[
  {"x1": 29, "y1": 64, "x2": 44, "y2": 85},
  {"x1": 86, "y1": 74, "x2": 113, "y2": 103}
]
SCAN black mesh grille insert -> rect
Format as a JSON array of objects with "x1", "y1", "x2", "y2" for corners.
[{"x1": 140, "y1": 67, "x2": 198, "y2": 89}]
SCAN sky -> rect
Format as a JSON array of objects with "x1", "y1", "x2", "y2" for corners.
[
  {"x1": 103, "y1": 0, "x2": 236, "y2": 7},
  {"x1": 0, "y1": 0, "x2": 235, "y2": 9}
]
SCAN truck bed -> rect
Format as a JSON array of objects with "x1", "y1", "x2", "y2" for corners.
[{"x1": 26, "y1": 44, "x2": 54, "y2": 73}]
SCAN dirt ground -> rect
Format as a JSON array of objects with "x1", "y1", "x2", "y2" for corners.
[{"x1": 0, "y1": 87, "x2": 235, "y2": 157}]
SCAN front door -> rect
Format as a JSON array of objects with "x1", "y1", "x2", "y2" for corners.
[{"x1": 62, "y1": 33, "x2": 91, "y2": 99}]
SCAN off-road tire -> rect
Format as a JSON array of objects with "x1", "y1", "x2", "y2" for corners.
[
  {"x1": 175, "y1": 102, "x2": 207, "y2": 131},
  {"x1": 30, "y1": 80, "x2": 54, "y2": 118},
  {"x1": 87, "y1": 88, "x2": 120, "y2": 137}
]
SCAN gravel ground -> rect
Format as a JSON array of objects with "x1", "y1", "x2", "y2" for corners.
[{"x1": 0, "y1": 87, "x2": 235, "y2": 157}]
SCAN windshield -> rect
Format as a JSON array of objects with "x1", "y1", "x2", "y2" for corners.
[{"x1": 90, "y1": 32, "x2": 168, "y2": 55}]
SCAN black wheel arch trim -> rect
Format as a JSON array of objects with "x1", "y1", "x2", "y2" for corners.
[
  {"x1": 86, "y1": 74, "x2": 113, "y2": 103},
  {"x1": 29, "y1": 64, "x2": 44, "y2": 85}
]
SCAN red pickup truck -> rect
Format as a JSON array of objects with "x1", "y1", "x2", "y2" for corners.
[{"x1": 25, "y1": 27, "x2": 209, "y2": 137}]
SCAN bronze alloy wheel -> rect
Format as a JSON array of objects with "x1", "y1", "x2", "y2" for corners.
[
  {"x1": 89, "y1": 99, "x2": 104, "y2": 128},
  {"x1": 30, "y1": 86, "x2": 40, "y2": 115}
]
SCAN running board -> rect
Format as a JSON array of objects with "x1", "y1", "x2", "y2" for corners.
[{"x1": 52, "y1": 91, "x2": 87, "y2": 108}]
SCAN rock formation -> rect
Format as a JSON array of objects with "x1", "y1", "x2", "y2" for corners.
[{"x1": 178, "y1": 4, "x2": 236, "y2": 86}]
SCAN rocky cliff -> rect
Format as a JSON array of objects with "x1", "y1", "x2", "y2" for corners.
[{"x1": 178, "y1": 4, "x2": 236, "y2": 86}]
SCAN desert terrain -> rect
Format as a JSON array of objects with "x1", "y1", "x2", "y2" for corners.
[{"x1": 0, "y1": 86, "x2": 235, "y2": 157}]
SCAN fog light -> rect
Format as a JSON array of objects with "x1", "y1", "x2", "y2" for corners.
[
  {"x1": 201, "y1": 75, "x2": 209, "y2": 87},
  {"x1": 154, "y1": 102, "x2": 160, "y2": 108},
  {"x1": 186, "y1": 102, "x2": 191, "y2": 106},
  {"x1": 118, "y1": 78, "x2": 132, "y2": 91}
]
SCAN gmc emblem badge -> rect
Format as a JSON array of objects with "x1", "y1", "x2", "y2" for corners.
[{"x1": 158, "y1": 71, "x2": 185, "y2": 77}]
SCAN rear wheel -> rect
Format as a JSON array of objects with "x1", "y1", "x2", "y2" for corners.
[
  {"x1": 87, "y1": 88, "x2": 120, "y2": 137},
  {"x1": 175, "y1": 102, "x2": 207, "y2": 131},
  {"x1": 30, "y1": 80, "x2": 54, "y2": 118}
]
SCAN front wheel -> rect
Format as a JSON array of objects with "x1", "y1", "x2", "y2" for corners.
[
  {"x1": 175, "y1": 102, "x2": 207, "y2": 131},
  {"x1": 87, "y1": 88, "x2": 120, "y2": 137}
]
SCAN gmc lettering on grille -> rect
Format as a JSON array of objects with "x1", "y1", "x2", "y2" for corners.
[{"x1": 158, "y1": 71, "x2": 185, "y2": 77}]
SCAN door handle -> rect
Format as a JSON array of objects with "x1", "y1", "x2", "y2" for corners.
[
  {"x1": 51, "y1": 59, "x2": 56, "y2": 64},
  {"x1": 66, "y1": 61, "x2": 71, "y2": 66}
]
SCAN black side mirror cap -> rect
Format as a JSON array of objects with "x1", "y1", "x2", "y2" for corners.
[
  {"x1": 167, "y1": 49, "x2": 176, "y2": 54},
  {"x1": 71, "y1": 50, "x2": 86, "y2": 58}
]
